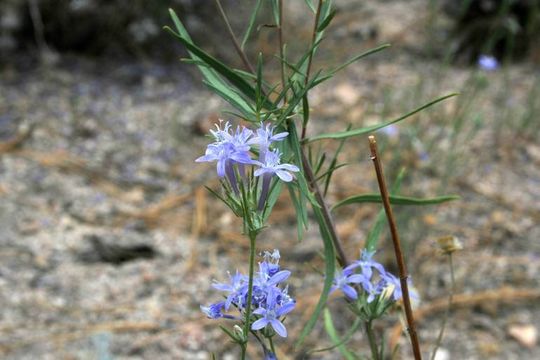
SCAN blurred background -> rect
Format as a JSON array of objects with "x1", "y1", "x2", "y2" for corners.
[{"x1": 1, "y1": 0, "x2": 539, "y2": 359}]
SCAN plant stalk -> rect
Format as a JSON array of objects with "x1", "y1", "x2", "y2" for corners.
[
  {"x1": 300, "y1": 146, "x2": 348, "y2": 267},
  {"x1": 301, "y1": 0, "x2": 324, "y2": 140},
  {"x1": 430, "y1": 253, "x2": 455, "y2": 360},
  {"x1": 278, "y1": 0, "x2": 286, "y2": 98},
  {"x1": 368, "y1": 135, "x2": 422, "y2": 360},
  {"x1": 215, "y1": 0, "x2": 255, "y2": 73},
  {"x1": 365, "y1": 321, "x2": 380, "y2": 360},
  {"x1": 242, "y1": 231, "x2": 257, "y2": 360}
]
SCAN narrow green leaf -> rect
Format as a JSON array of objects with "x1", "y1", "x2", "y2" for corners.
[
  {"x1": 276, "y1": 73, "x2": 322, "y2": 127},
  {"x1": 295, "y1": 204, "x2": 335, "y2": 347},
  {"x1": 166, "y1": 27, "x2": 257, "y2": 102},
  {"x1": 304, "y1": 0, "x2": 316, "y2": 13},
  {"x1": 305, "y1": 93, "x2": 459, "y2": 142},
  {"x1": 256, "y1": 53, "x2": 263, "y2": 110},
  {"x1": 287, "y1": 184, "x2": 306, "y2": 240},
  {"x1": 317, "y1": 8, "x2": 337, "y2": 32},
  {"x1": 313, "y1": 315, "x2": 361, "y2": 354},
  {"x1": 270, "y1": 0, "x2": 280, "y2": 25},
  {"x1": 314, "y1": 152, "x2": 327, "y2": 175},
  {"x1": 202, "y1": 80, "x2": 256, "y2": 121},
  {"x1": 302, "y1": 94, "x2": 310, "y2": 130},
  {"x1": 219, "y1": 325, "x2": 240, "y2": 342},
  {"x1": 321, "y1": 309, "x2": 357, "y2": 360},
  {"x1": 316, "y1": 163, "x2": 348, "y2": 182},
  {"x1": 332, "y1": 194, "x2": 460, "y2": 210},
  {"x1": 167, "y1": 10, "x2": 275, "y2": 110},
  {"x1": 330, "y1": 44, "x2": 391, "y2": 74},
  {"x1": 323, "y1": 124, "x2": 351, "y2": 196},
  {"x1": 286, "y1": 122, "x2": 317, "y2": 207},
  {"x1": 263, "y1": 178, "x2": 283, "y2": 223},
  {"x1": 241, "y1": 0, "x2": 263, "y2": 49}
]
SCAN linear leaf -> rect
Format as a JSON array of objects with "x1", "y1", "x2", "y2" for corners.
[
  {"x1": 313, "y1": 314, "x2": 361, "y2": 354},
  {"x1": 295, "y1": 204, "x2": 335, "y2": 347},
  {"x1": 332, "y1": 194, "x2": 459, "y2": 210},
  {"x1": 167, "y1": 9, "x2": 274, "y2": 110},
  {"x1": 323, "y1": 124, "x2": 351, "y2": 196},
  {"x1": 263, "y1": 178, "x2": 283, "y2": 223},
  {"x1": 305, "y1": 93, "x2": 459, "y2": 142},
  {"x1": 304, "y1": 0, "x2": 316, "y2": 13},
  {"x1": 241, "y1": 0, "x2": 263, "y2": 49},
  {"x1": 321, "y1": 309, "x2": 358, "y2": 360},
  {"x1": 317, "y1": 8, "x2": 337, "y2": 32},
  {"x1": 330, "y1": 44, "x2": 391, "y2": 74},
  {"x1": 202, "y1": 80, "x2": 256, "y2": 121}
]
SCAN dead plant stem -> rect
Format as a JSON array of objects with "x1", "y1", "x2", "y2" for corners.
[
  {"x1": 368, "y1": 135, "x2": 422, "y2": 360},
  {"x1": 215, "y1": 0, "x2": 255, "y2": 74}
]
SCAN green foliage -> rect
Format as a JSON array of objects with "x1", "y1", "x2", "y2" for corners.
[
  {"x1": 332, "y1": 194, "x2": 460, "y2": 211},
  {"x1": 305, "y1": 93, "x2": 459, "y2": 143},
  {"x1": 168, "y1": 1, "x2": 458, "y2": 357}
]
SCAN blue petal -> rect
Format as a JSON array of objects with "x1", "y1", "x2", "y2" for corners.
[
  {"x1": 217, "y1": 159, "x2": 226, "y2": 177},
  {"x1": 276, "y1": 170, "x2": 293, "y2": 182},
  {"x1": 268, "y1": 270, "x2": 291, "y2": 285},
  {"x1": 342, "y1": 284, "x2": 358, "y2": 300},
  {"x1": 251, "y1": 318, "x2": 269, "y2": 331},
  {"x1": 276, "y1": 302, "x2": 295, "y2": 317},
  {"x1": 270, "y1": 319, "x2": 287, "y2": 337},
  {"x1": 347, "y1": 274, "x2": 366, "y2": 284}
]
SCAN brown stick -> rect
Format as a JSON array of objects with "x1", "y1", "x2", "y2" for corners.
[
  {"x1": 368, "y1": 135, "x2": 422, "y2": 360},
  {"x1": 214, "y1": 0, "x2": 255, "y2": 74}
]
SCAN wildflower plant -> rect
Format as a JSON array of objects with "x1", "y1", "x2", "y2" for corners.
[{"x1": 167, "y1": 1, "x2": 458, "y2": 358}]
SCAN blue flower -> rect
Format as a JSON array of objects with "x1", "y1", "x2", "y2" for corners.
[
  {"x1": 348, "y1": 249, "x2": 386, "y2": 280},
  {"x1": 330, "y1": 267, "x2": 369, "y2": 300},
  {"x1": 251, "y1": 288, "x2": 295, "y2": 337},
  {"x1": 200, "y1": 301, "x2": 225, "y2": 319},
  {"x1": 248, "y1": 123, "x2": 288, "y2": 162},
  {"x1": 254, "y1": 149, "x2": 299, "y2": 210},
  {"x1": 264, "y1": 351, "x2": 278, "y2": 360},
  {"x1": 478, "y1": 55, "x2": 498, "y2": 71},
  {"x1": 380, "y1": 273, "x2": 419, "y2": 303},
  {"x1": 255, "y1": 262, "x2": 291, "y2": 290},
  {"x1": 209, "y1": 120, "x2": 233, "y2": 142},
  {"x1": 196, "y1": 120, "x2": 255, "y2": 195},
  {"x1": 212, "y1": 271, "x2": 248, "y2": 310},
  {"x1": 195, "y1": 142, "x2": 253, "y2": 178},
  {"x1": 254, "y1": 149, "x2": 299, "y2": 182}
]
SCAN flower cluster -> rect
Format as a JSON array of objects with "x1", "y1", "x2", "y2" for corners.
[
  {"x1": 331, "y1": 249, "x2": 410, "y2": 304},
  {"x1": 196, "y1": 120, "x2": 299, "y2": 210},
  {"x1": 201, "y1": 250, "x2": 296, "y2": 338}
]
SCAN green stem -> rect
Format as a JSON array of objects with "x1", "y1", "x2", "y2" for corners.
[
  {"x1": 430, "y1": 253, "x2": 455, "y2": 360},
  {"x1": 242, "y1": 231, "x2": 257, "y2": 360},
  {"x1": 301, "y1": 0, "x2": 323, "y2": 140},
  {"x1": 269, "y1": 335, "x2": 276, "y2": 354},
  {"x1": 365, "y1": 321, "x2": 379, "y2": 360}
]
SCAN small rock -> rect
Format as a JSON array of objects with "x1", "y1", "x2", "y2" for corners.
[{"x1": 508, "y1": 324, "x2": 538, "y2": 348}]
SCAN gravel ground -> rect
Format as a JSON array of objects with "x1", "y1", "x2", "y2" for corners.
[{"x1": 1, "y1": 1, "x2": 539, "y2": 359}]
